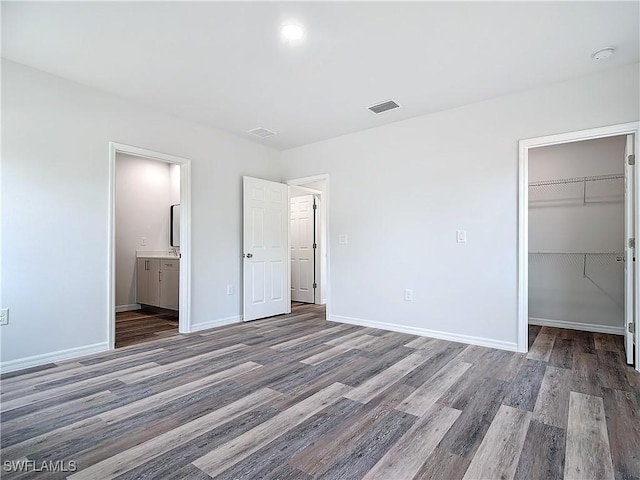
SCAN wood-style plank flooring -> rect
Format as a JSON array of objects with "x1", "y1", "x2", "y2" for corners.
[
  {"x1": 1, "y1": 304, "x2": 639, "y2": 479},
  {"x1": 115, "y1": 310, "x2": 179, "y2": 348}
]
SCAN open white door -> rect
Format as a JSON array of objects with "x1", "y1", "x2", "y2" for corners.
[
  {"x1": 624, "y1": 134, "x2": 636, "y2": 365},
  {"x1": 243, "y1": 176, "x2": 289, "y2": 322},
  {"x1": 291, "y1": 194, "x2": 315, "y2": 303}
]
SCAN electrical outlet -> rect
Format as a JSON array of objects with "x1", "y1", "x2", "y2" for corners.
[
  {"x1": 227, "y1": 284, "x2": 234, "y2": 295},
  {"x1": 404, "y1": 289, "x2": 413, "y2": 301},
  {"x1": 0, "y1": 308, "x2": 8, "y2": 325},
  {"x1": 338, "y1": 234, "x2": 348, "y2": 245}
]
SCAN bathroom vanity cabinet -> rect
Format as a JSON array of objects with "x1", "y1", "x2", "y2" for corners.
[{"x1": 136, "y1": 257, "x2": 179, "y2": 310}]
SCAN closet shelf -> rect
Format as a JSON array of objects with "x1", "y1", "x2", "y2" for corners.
[
  {"x1": 528, "y1": 173, "x2": 624, "y2": 206},
  {"x1": 528, "y1": 173, "x2": 624, "y2": 187}
]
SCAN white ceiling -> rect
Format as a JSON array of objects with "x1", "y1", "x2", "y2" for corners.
[{"x1": 2, "y1": 2, "x2": 639, "y2": 150}]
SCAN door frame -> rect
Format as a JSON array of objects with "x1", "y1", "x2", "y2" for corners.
[
  {"x1": 287, "y1": 174, "x2": 330, "y2": 319},
  {"x1": 517, "y1": 122, "x2": 639, "y2": 370},
  {"x1": 108, "y1": 142, "x2": 192, "y2": 348}
]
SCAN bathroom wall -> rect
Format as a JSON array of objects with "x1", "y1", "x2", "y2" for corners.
[
  {"x1": 115, "y1": 153, "x2": 177, "y2": 310},
  {"x1": 528, "y1": 136, "x2": 626, "y2": 332}
]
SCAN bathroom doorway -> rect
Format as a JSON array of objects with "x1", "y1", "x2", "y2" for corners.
[{"x1": 108, "y1": 143, "x2": 191, "y2": 349}]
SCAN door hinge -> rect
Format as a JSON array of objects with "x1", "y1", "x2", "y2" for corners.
[
  {"x1": 629, "y1": 238, "x2": 636, "y2": 249},
  {"x1": 629, "y1": 154, "x2": 636, "y2": 166},
  {"x1": 313, "y1": 204, "x2": 318, "y2": 210},
  {"x1": 313, "y1": 283, "x2": 317, "y2": 289},
  {"x1": 629, "y1": 323, "x2": 635, "y2": 334},
  {"x1": 313, "y1": 243, "x2": 317, "y2": 249}
]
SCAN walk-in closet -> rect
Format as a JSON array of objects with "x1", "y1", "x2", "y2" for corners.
[{"x1": 528, "y1": 136, "x2": 627, "y2": 335}]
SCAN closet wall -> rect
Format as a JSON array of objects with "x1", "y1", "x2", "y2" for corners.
[{"x1": 528, "y1": 136, "x2": 626, "y2": 332}]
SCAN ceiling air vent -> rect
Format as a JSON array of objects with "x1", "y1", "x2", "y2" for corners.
[
  {"x1": 367, "y1": 99, "x2": 402, "y2": 114},
  {"x1": 248, "y1": 127, "x2": 277, "y2": 138}
]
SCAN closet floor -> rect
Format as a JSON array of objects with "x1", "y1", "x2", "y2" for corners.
[{"x1": 115, "y1": 309, "x2": 179, "y2": 348}]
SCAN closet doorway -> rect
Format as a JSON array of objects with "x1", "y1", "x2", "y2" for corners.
[{"x1": 518, "y1": 123, "x2": 639, "y2": 372}]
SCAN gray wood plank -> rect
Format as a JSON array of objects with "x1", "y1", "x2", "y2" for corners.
[
  {"x1": 527, "y1": 331, "x2": 556, "y2": 362},
  {"x1": 503, "y1": 359, "x2": 546, "y2": 411},
  {"x1": 288, "y1": 383, "x2": 415, "y2": 476},
  {"x1": 396, "y1": 361, "x2": 471, "y2": 417},
  {"x1": 68, "y1": 388, "x2": 282, "y2": 479},
  {"x1": 514, "y1": 420, "x2": 566, "y2": 480},
  {"x1": 564, "y1": 391, "x2": 615, "y2": 480},
  {"x1": 601, "y1": 387, "x2": 640, "y2": 479},
  {"x1": 214, "y1": 397, "x2": 362, "y2": 480},
  {"x1": 533, "y1": 365, "x2": 572, "y2": 429},
  {"x1": 462, "y1": 404, "x2": 531, "y2": 480},
  {"x1": 313, "y1": 408, "x2": 417, "y2": 479},
  {"x1": 344, "y1": 352, "x2": 431, "y2": 403},
  {"x1": 362, "y1": 404, "x2": 460, "y2": 479},
  {"x1": 192, "y1": 382, "x2": 351, "y2": 478}
]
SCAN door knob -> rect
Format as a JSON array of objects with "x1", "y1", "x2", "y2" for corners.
[{"x1": 246, "y1": 253, "x2": 253, "y2": 258}]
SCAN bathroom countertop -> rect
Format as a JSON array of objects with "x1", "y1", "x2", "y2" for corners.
[{"x1": 136, "y1": 251, "x2": 180, "y2": 260}]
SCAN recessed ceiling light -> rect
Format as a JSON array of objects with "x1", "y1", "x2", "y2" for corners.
[
  {"x1": 592, "y1": 47, "x2": 615, "y2": 61},
  {"x1": 281, "y1": 23, "x2": 305, "y2": 43}
]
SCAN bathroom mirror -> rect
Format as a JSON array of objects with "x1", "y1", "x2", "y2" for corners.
[{"x1": 171, "y1": 204, "x2": 180, "y2": 247}]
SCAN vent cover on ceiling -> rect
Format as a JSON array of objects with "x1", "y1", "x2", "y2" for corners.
[
  {"x1": 367, "y1": 99, "x2": 402, "y2": 114},
  {"x1": 248, "y1": 127, "x2": 277, "y2": 138}
]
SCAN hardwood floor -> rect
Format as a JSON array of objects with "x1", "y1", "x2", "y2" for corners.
[
  {"x1": 1, "y1": 304, "x2": 639, "y2": 479},
  {"x1": 115, "y1": 309, "x2": 179, "y2": 348}
]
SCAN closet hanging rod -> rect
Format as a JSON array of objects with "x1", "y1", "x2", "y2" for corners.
[{"x1": 529, "y1": 173, "x2": 624, "y2": 187}]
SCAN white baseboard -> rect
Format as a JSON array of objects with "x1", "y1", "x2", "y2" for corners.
[
  {"x1": 0, "y1": 342, "x2": 110, "y2": 374},
  {"x1": 190, "y1": 315, "x2": 241, "y2": 333},
  {"x1": 528, "y1": 317, "x2": 624, "y2": 336},
  {"x1": 115, "y1": 304, "x2": 141, "y2": 313},
  {"x1": 330, "y1": 315, "x2": 518, "y2": 352}
]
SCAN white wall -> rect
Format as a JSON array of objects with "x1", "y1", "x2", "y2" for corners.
[
  {"x1": 528, "y1": 136, "x2": 626, "y2": 330},
  {"x1": 1, "y1": 60, "x2": 280, "y2": 368},
  {"x1": 115, "y1": 153, "x2": 175, "y2": 308},
  {"x1": 280, "y1": 63, "x2": 639, "y2": 350}
]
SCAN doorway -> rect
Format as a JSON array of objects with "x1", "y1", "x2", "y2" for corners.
[
  {"x1": 241, "y1": 174, "x2": 330, "y2": 322},
  {"x1": 288, "y1": 175, "x2": 328, "y2": 312},
  {"x1": 518, "y1": 123, "x2": 639, "y2": 372},
  {"x1": 108, "y1": 143, "x2": 191, "y2": 349}
]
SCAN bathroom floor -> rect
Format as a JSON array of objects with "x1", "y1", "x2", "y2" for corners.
[{"x1": 115, "y1": 309, "x2": 179, "y2": 348}]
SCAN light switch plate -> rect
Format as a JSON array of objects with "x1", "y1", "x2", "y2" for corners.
[
  {"x1": 338, "y1": 234, "x2": 348, "y2": 245},
  {"x1": 227, "y1": 284, "x2": 234, "y2": 295},
  {"x1": 456, "y1": 230, "x2": 467, "y2": 243},
  {"x1": 0, "y1": 308, "x2": 8, "y2": 325},
  {"x1": 140, "y1": 237, "x2": 148, "y2": 246}
]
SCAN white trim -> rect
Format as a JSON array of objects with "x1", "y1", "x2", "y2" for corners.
[
  {"x1": 331, "y1": 315, "x2": 518, "y2": 352},
  {"x1": 518, "y1": 122, "x2": 640, "y2": 362},
  {"x1": 108, "y1": 142, "x2": 193, "y2": 351},
  {"x1": 115, "y1": 304, "x2": 141, "y2": 313},
  {"x1": 0, "y1": 342, "x2": 109, "y2": 374},
  {"x1": 287, "y1": 174, "x2": 330, "y2": 313},
  {"x1": 190, "y1": 315, "x2": 241, "y2": 333},
  {"x1": 528, "y1": 318, "x2": 624, "y2": 336}
]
